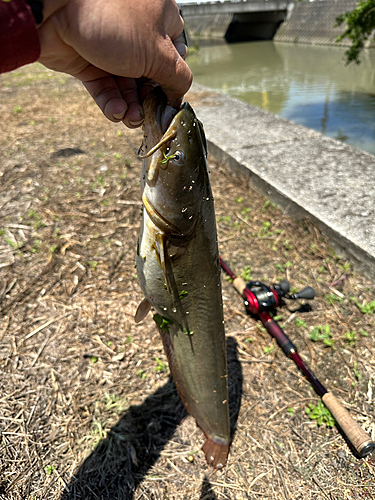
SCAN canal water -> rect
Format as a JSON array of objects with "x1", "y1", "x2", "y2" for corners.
[{"x1": 187, "y1": 40, "x2": 375, "y2": 155}]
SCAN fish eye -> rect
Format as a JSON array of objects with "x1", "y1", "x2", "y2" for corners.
[{"x1": 172, "y1": 151, "x2": 184, "y2": 164}]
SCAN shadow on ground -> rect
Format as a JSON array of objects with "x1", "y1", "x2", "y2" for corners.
[
  {"x1": 61, "y1": 337, "x2": 243, "y2": 499},
  {"x1": 199, "y1": 475, "x2": 219, "y2": 500}
]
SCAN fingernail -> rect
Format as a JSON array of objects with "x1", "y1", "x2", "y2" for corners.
[
  {"x1": 113, "y1": 110, "x2": 126, "y2": 120},
  {"x1": 129, "y1": 118, "x2": 144, "y2": 127}
]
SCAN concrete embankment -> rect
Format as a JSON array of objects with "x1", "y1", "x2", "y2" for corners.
[
  {"x1": 183, "y1": 13, "x2": 233, "y2": 39},
  {"x1": 275, "y1": 0, "x2": 375, "y2": 47},
  {"x1": 182, "y1": 0, "x2": 375, "y2": 48},
  {"x1": 188, "y1": 84, "x2": 375, "y2": 281}
]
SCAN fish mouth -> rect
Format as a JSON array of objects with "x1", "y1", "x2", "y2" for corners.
[
  {"x1": 142, "y1": 194, "x2": 181, "y2": 235},
  {"x1": 138, "y1": 90, "x2": 192, "y2": 161},
  {"x1": 138, "y1": 88, "x2": 179, "y2": 160}
]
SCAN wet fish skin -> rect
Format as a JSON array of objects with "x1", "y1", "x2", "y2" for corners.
[{"x1": 136, "y1": 88, "x2": 230, "y2": 469}]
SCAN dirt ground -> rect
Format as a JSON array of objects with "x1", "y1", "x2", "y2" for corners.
[{"x1": 0, "y1": 64, "x2": 374, "y2": 500}]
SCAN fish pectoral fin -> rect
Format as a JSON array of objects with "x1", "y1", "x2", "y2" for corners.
[
  {"x1": 155, "y1": 232, "x2": 171, "y2": 293},
  {"x1": 134, "y1": 298, "x2": 152, "y2": 323}
]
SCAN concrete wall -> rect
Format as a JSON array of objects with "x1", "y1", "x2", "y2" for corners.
[
  {"x1": 184, "y1": 13, "x2": 233, "y2": 39},
  {"x1": 183, "y1": 0, "x2": 375, "y2": 48},
  {"x1": 226, "y1": 12, "x2": 286, "y2": 42},
  {"x1": 180, "y1": 0, "x2": 294, "y2": 40},
  {"x1": 275, "y1": 0, "x2": 375, "y2": 47},
  {"x1": 184, "y1": 11, "x2": 287, "y2": 40}
]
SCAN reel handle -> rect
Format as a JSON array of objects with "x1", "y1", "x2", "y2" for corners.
[
  {"x1": 290, "y1": 286, "x2": 315, "y2": 300},
  {"x1": 278, "y1": 280, "x2": 290, "y2": 293}
]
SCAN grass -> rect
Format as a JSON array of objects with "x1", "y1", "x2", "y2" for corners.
[
  {"x1": 305, "y1": 401, "x2": 336, "y2": 427},
  {"x1": 154, "y1": 357, "x2": 168, "y2": 373},
  {"x1": 309, "y1": 324, "x2": 334, "y2": 346},
  {"x1": 353, "y1": 298, "x2": 375, "y2": 314},
  {"x1": 240, "y1": 265, "x2": 252, "y2": 281},
  {"x1": 0, "y1": 64, "x2": 374, "y2": 500}
]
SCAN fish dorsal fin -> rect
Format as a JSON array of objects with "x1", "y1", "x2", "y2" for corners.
[{"x1": 134, "y1": 298, "x2": 152, "y2": 323}]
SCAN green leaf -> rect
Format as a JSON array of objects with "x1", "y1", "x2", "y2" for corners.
[
  {"x1": 154, "y1": 356, "x2": 168, "y2": 372},
  {"x1": 344, "y1": 330, "x2": 357, "y2": 345},
  {"x1": 153, "y1": 314, "x2": 173, "y2": 334},
  {"x1": 335, "y1": 0, "x2": 375, "y2": 64},
  {"x1": 310, "y1": 325, "x2": 333, "y2": 345},
  {"x1": 305, "y1": 401, "x2": 335, "y2": 427},
  {"x1": 295, "y1": 318, "x2": 307, "y2": 328},
  {"x1": 323, "y1": 324, "x2": 331, "y2": 335},
  {"x1": 353, "y1": 298, "x2": 375, "y2": 314},
  {"x1": 182, "y1": 328, "x2": 194, "y2": 335},
  {"x1": 240, "y1": 265, "x2": 252, "y2": 281},
  {"x1": 264, "y1": 344, "x2": 275, "y2": 355},
  {"x1": 273, "y1": 315, "x2": 283, "y2": 322},
  {"x1": 159, "y1": 148, "x2": 179, "y2": 165},
  {"x1": 44, "y1": 465, "x2": 56, "y2": 475}
]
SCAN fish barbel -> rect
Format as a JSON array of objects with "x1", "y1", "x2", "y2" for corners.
[{"x1": 135, "y1": 87, "x2": 230, "y2": 469}]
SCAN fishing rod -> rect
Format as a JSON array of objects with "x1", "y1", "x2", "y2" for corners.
[{"x1": 220, "y1": 256, "x2": 375, "y2": 458}]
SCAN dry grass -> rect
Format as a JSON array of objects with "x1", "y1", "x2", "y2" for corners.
[{"x1": 0, "y1": 63, "x2": 374, "y2": 500}]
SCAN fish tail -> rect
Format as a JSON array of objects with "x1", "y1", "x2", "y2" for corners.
[
  {"x1": 158, "y1": 326, "x2": 230, "y2": 470},
  {"x1": 202, "y1": 435, "x2": 229, "y2": 470}
]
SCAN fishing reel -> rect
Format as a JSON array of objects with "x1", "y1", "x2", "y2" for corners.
[{"x1": 243, "y1": 280, "x2": 315, "y2": 315}]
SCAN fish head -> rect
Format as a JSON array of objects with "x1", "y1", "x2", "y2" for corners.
[{"x1": 139, "y1": 88, "x2": 209, "y2": 238}]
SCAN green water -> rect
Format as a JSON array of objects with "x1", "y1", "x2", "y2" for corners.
[{"x1": 187, "y1": 40, "x2": 375, "y2": 155}]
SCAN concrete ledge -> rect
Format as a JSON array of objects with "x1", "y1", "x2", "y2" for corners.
[{"x1": 188, "y1": 84, "x2": 375, "y2": 280}]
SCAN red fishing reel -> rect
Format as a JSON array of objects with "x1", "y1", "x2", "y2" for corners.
[{"x1": 243, "y1": 280, "x2": 315, "y2": 315}]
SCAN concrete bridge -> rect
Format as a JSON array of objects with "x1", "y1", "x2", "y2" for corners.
[{"x1": 179, "y1": 0, "x2": 296, "y2": 42}]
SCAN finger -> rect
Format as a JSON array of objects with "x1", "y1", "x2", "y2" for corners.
[
  {"x1": 174, "y1": 41, "x2": 188, "y2": 61},
  {"x1": 146, "y1": 38, "x2": 193, "y2": 108},
  {"x1": 115, "y1": 77, "x2": 144, "y2": 128},
  {"x1": 173, "y1": 29, "x2": 188, "y2": 60},
  {"x1": 137, "y1": 78, "x2": 158, "y2": 104},
  {"x1": 164, "y1": 0, "x2": 186, "y2": 41},
  {"x1": 83, "y1": 76, "x2": 129, "y2": 122}
]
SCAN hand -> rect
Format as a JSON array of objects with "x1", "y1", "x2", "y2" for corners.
[{"x1": 38, "y1": 0, "x2": 192, "y2": 127}]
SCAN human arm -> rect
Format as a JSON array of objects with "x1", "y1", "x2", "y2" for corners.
[{"x1": 0, "y1": 0, "x2": 40, "y2": 73}]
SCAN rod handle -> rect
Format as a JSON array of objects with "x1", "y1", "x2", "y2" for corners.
[
  {"x1": 233, "y1": 276, "x2": 246, "y2": 296},
  {"x1": 322, "y1": 392, "x2": 375, "y2": 457}
]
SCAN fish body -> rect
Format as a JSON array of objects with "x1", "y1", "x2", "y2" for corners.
[{"x1": 136, "y1": 88, "x2": 230, "y2": 469}]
